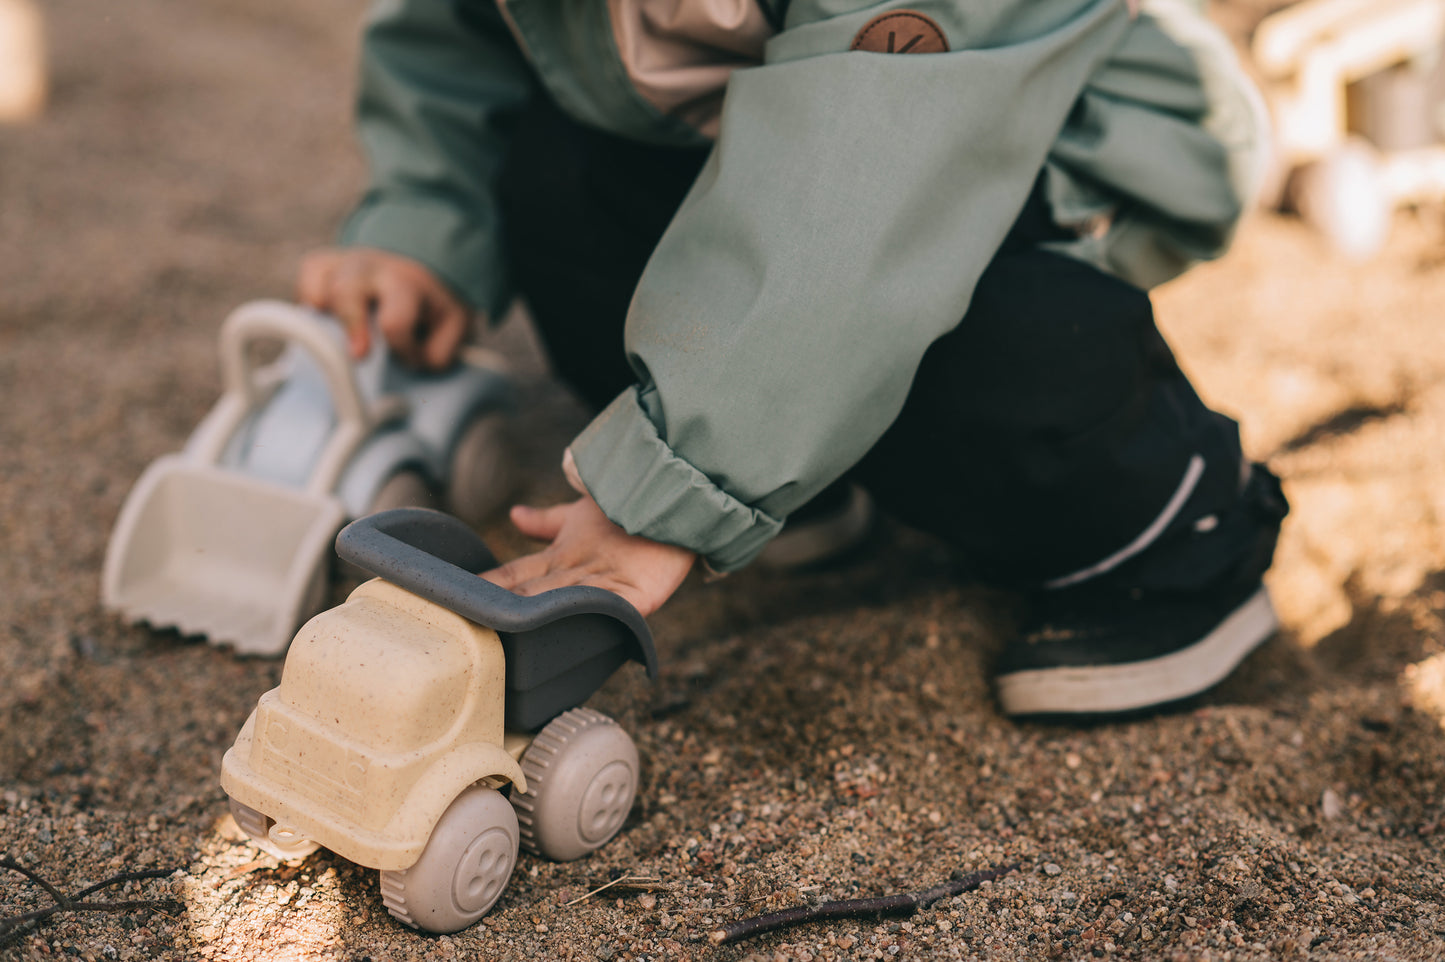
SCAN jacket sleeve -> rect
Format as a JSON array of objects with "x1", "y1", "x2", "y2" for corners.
[
  {"x1": 1042, "y1": 0, "x2": 1268, "y2": 289},
  {"x1": 339, "y1": 0, "x2": 535, "y2": 320},
  {"x1": 569, "y1": 0, "x2": 1141, "y2": 571}
]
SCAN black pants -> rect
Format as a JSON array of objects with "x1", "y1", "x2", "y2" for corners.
[{"x1": 498, "y1": 96, "x2": 1285, "y2": 591}]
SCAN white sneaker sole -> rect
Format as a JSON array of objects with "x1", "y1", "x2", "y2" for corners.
[{"x1": 996, "y1": 585, "x2": 1278, "y2": 716}]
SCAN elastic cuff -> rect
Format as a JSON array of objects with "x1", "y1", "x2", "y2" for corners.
[
  {"x1": 568, "y1": 388, "x2": 783, "y2": 572},
  {"x1": 340, "y1": 194, "x2": 511, "y2": 319}
]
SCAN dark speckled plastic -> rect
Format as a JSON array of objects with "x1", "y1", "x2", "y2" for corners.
[{"x1": 335, "y1": 509, "x2": 657, "y2": 731}]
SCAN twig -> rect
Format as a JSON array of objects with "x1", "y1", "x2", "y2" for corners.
[
  {"x1": 0, "y1": 856, "x2": 183, "y2": 948},
  {"x1": 668, "y1": 894, "x2": 771, "y2": 916},
  {"x1": 563, "y1": 875, "x2": 669, "y2": 907},
  {"x1": 221, "y1": 859, "x2": 270, "y2": 881},
  {"x1": 70, "y1": 868, "x2": 178, "y2": 901},
  {"x1": 1, "y1": 858, "x2": 68, "y2": 906},
  {"x1": 710, "y1": 863, "x2": 1018, "y2": 945}
]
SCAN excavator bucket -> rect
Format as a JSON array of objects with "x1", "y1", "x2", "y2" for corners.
[{"x1": 101, "y1": 455, "x2": 345, "y2": 656}]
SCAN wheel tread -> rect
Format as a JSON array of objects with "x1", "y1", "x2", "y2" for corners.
[
  {"x1": 514, "y1": 707, "x2": 611, "y2": 856},
  {"x1": 379, "y1": 871, "x2": 417, "y2": 928}
]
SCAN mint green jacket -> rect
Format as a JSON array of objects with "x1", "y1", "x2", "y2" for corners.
[{"x1": 342, "y1": 0, "x2": 1266, "y2": 572}]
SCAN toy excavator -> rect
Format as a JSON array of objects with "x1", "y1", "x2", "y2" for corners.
[{"x1": 102, "y1": 301, "x2": 515, "y2": 656}]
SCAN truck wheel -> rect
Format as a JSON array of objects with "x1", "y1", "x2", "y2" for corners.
[
  {"x1": 380, "y1": 785, "x2": 519, "y2": 934},
  {"x1": 368, "y1": 467, "x2": 437, "y2": 514},
  {"x1": 512, "y1": 708, "x2": 638, "y2": 862},
  {"x1": 228, "y1": 796, "x2": 318, "y2": 861},
  {"x1": 340, "y1": 468, "x2": 437, "y2": 581},
  {"x1": 446, "y1": 412, "x2": 516, "y2": 528}
]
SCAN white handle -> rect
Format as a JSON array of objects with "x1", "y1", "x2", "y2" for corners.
[{"x1": 192, "y1": 300, "x2": 393, "y2": 496}]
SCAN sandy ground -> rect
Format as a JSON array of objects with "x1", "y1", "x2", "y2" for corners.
[{"x1": 4, "y1": 1, "x2": 1445, "y2": 959}]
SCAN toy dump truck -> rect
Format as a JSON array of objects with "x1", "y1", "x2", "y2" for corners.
[
  {"x1": 103, "y1": 301, "x2": 515, "y2": 656},
  {"x1": 220, "y1": 509, "x2": 657, "y2": 934}
]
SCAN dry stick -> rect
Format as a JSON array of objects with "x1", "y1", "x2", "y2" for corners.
[
  {"x1": 1, "y1": 857, "x2": 69, "y2": 907},
  {"x1": 710, "y1": 863, "x2": 1018, "y2": 946},
  {"x1": 0, "y1": 857, "x2": 183, "y2": 946},
  {"x1": 563, "y1": 875, "x2": 669, "y2": 907},
  {"x1": 68, "y1": 867, "x2": 176, "y2": 901}
]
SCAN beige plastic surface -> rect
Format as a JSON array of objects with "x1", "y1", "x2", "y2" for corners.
[
  {"x1": 102, "y1": 301, "x2": 387, "y2": 655},
  {"x1": 101, "y1": 457, "x2": 343, "y2": 656},
  {"x1": 1247, "y1": 0, "x2": 1445, "y2": 257},
  {"x1": 1254, "y1": 0, "x2": 1445, "y2": 160},
  {"x1": 220, "y1": 579, "x2": 528, "y2": 870},
  {"x1": 229, "y1": 797, "x2": 320, "y2": 862}
]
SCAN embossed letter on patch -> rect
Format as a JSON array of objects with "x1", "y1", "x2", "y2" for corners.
[{"x1": 850, "y1": 11, "x2": 949, "y2": 54}]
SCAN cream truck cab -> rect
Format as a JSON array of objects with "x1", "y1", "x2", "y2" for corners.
[{"x1": 221, "y1": 509, "x2": 657, "y2": 934}]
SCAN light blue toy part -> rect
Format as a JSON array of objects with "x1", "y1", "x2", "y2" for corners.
[
  {"x1": 194, "y1": 305, "x2": 514, "y2": 519},
  {"x1": 104, "y1": 300, "x2": 516, "y2": 656}
]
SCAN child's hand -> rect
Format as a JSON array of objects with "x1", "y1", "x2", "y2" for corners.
[
  {"x1": 482, "y1": 495, "x2": 695, "y2": 617},
  {"x1": 297, "y1": 247, "x2": 472, "y2": 369}
]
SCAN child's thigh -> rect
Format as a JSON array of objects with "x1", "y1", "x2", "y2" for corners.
[
  {"x1": 922, "y1": 249, "x2": 1166, "y2": 432},
  {"x1": 499, "y1": 95, "x2": 709, "y2": 410},
  {"x1": 852, "y1": 249, "x2": 1244, "y2": 582}
]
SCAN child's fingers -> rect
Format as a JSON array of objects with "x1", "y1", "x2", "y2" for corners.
[
  {"x1": 480, "y1": 554, "x2": 543, "y2": 592},
  {"x1": 506, "y1": 568, "x2": 655, "y2": 615},
  {"x1": 421, "y1": 299, "x2": 470, "y2": 370},
  {"x1": 296, "y1": 251, "x2": 338, "y2": 309},
  {"x1": 509, "y1": 502, "x2": 570, "y2": 542},
  {"x1": 502, "y1": 568, "x2": 626, "y2": 602},
  {"x1": 330, "y1": 259, "x2": 376, "y2": 359},
  {"x1": 373, "y1": 271, "x2": 426, "y2": 364}
]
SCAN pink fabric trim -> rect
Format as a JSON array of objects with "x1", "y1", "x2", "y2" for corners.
[
  {"x1": 561, "y1": 447, "x2": 589, "y2": 496},
  {"x1": 608, "y1": 0, "x2": 772, "y2": 137}
]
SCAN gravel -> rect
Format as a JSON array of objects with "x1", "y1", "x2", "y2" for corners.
[{"x1": 4, "y1": 1, "x2": 1445, "y2": 960}]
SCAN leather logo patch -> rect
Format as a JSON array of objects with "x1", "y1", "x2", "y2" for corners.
[{"x1": 850, "y1": 11, "x2": 949, "y2": 54}]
